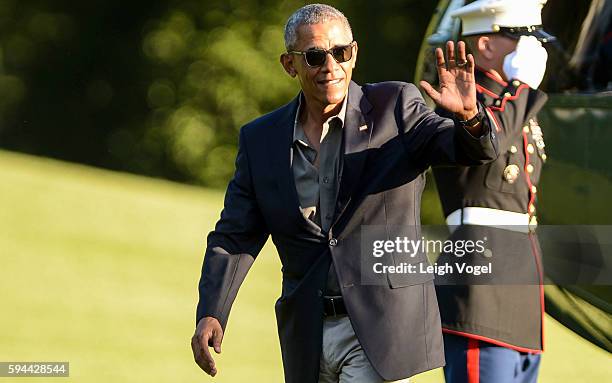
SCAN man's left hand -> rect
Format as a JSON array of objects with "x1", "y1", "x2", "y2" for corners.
[{"x1": 420, "y1": 40, "x2": 478, "y2": 121}]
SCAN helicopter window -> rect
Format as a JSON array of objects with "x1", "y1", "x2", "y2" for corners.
[{"x1": 541, "y1": 0, "x2": 611, "y2": 92}]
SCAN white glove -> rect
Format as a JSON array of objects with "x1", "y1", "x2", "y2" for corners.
[{"x1": 503, "y1": 35, "x2": 548, "y2": 89}]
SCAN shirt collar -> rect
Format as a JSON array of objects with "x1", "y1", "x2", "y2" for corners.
[{"x1": 293, "y1": 93, "x2": 348, "y2": 146}]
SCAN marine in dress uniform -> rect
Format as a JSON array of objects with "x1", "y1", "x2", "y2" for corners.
[{"x1": 432, "y1": 1, "x2": 555, "y2": 382}]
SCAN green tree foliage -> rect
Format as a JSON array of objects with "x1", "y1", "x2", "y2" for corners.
[
  {"x1": 0, "y1": 0, "x2": 435, "y2": 187},
  {"x1": 141, "y1": 0, "x2": 303, "y2": 187}
]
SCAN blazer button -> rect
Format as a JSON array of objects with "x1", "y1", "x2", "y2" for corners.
[{"x1": 329, "y1": 238, "x2": 338, "y2": 247}]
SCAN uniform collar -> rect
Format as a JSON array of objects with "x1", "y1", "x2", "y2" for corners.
[{"x1": 475, "y1": 66, "x2": 508, "y2": 101}]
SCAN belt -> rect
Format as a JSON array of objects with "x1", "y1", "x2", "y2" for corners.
[
  {"x1": 323, "y1": 296, "x2": 348, "y2": 317},
  {"x1": 446, "y1": 207, "x2": 537, "y2": 233}
]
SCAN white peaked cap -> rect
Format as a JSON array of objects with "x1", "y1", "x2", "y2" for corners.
[{"x1": 451, "y1": 0, "x2": 554, "y2": 42}]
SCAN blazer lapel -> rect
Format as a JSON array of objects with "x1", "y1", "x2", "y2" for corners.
[
  {"x1": 269, "y1": 95, "x2": 302, "y2": 222},
  {"x1": 336, "y1": 81, "x2": 373, "y2": 218},
  {"x1": 344, "y1": 81, "x2": 373, "y2": 155}
]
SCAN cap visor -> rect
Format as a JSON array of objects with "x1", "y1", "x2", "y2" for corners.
[
  {"x1": 532, "y1": 29, "x2": 557, "y2": 43},
  {"x1": 503, "y1": 29, "x2": 557, "y2": 43}
]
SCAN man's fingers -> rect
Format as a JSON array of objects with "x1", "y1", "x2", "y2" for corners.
[
  {"x1": 192, "y1": 333, "x2": 217, "y2": 376},
  {"x1": 201, "y1": 349, "x2": 217, "y2": 376},
  {"x1": 200, "y1": 335, "x2": 217, "y2": 375},
  {"x1": 419, "y1": 80, "x2": 441, "y2": 104},
  {"x1": 435, "y1": 47, "x2": 448, "y2": 81},
  {"x1": 435, "y1": 47, "x2": 446, "y2": 69},
  {"x1": 457, "y1": 40, "x2": 467, "y2": 63},
  {"x1": 213, "y1": 328, "x2": 223, "y2": 354},
  {"x1": 192, "y1": 340, "x2": 210, "y2": 373},
  {"x1": 446, "y1": 40, "x2": 456, "y2": 67},
  {"x1": 467, "y1": 53, "x2": 475, "y2": 75}
]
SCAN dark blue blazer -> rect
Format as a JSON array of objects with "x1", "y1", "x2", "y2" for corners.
[{"x1": 197, "y1": 80, "x2": 498, "y2": 382}]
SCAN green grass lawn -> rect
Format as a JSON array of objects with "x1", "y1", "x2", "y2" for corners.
[{"x1": 0, "y1": 150, "x2": 610, "y2": 382}]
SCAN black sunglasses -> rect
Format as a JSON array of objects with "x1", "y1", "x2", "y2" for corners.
[{"x1": 288, "y1": 42, "x2": 355, "y2": 67}]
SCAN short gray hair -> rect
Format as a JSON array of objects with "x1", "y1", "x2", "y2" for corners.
[{"x1": 284, "y1": 4, "x2": 353, "y2": 51}]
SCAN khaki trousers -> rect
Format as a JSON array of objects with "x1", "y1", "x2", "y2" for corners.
[{"x1": 318, "y1": 315, "x2": 410, "y2": 383}]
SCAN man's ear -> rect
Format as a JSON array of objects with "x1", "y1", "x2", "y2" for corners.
[
  {"x1": 351, "y1": 41, "x2": 358, "y2": 69},
  {"x1": 477, "y1": 36, "x2": 494, "y2": 60},
  {"x1": 280, "y1": 53, "x2": 297, "y2": 77}
]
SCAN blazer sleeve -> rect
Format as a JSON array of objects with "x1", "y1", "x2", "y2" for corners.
[
  {"x1": 196, "y1": 127, "x2": 269, "y2": 330},
  {"x1": 395, "y1": 83, "x2": 499, "y2": 168}
]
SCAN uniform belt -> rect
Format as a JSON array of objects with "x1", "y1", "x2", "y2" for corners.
[
  {"x1": 446, "y1": 207, "x2": 536, "y2": 233},
  {"x1": 323, "y1": 296, "x2": 348, "y2": 317}
]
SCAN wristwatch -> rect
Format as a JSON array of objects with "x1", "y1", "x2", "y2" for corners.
[{"x1": 459, "y1": 105, "x2": 484, "y2": 129}]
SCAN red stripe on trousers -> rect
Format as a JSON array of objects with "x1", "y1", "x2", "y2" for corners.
[{"x1": 467, "y1": 338, "x2": 480, "y2": 383}]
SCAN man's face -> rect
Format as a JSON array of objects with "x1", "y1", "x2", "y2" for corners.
[
  {"x1": 282, "y1": 19, "x2": 357, "y2": 111},
  {"x1": 488, "y1": 35, "x2": 519, "y2": 79},
  {"x1": 470, "y1": 34, "x2": 518, "y2": 80},
  {"x1": 493, "y1": 35, "x2": 519, "y2": 65}
]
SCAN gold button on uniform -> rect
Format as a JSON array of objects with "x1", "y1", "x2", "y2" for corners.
[
  {"x1": 541, "y1": 154, "x2": 547, "y2": 161},
  {"x1": 503, "y1": 164, "x2": 520, "y2": 184},
  {"x1": 529, "y1": 204, "x2": 536, "y2": 213},
  {"x1": 495, "y1": 100, "x2": 501, "y2": 107},
  {"x1": 504, "y1": 92, "x2": 512, "y2": 98},
  {"x1": 510, "y1": 145, "x2": 518, "y2": 153},
  {"x1": 527, "y1": 164, "x2": 534, "y2": 173},
  {"x1": 512, "y1": 80, "x2": 521, "y2": 87},
  {"x1": 531, "y1": 185, "x2": 537, "y2": 193},
  {"x1": 527, "y1": 144, "x2": 535, "y2": 154},
  {"x1": 523, "y1": 126, "x2": 530, "y2": 133}
]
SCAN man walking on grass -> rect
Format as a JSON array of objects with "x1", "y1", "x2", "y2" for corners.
[{"x1": 191, "y1": 4, "x2": 512, "y2": 382}]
